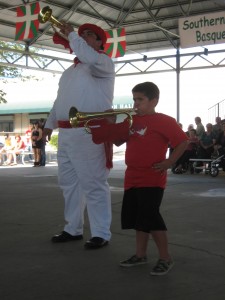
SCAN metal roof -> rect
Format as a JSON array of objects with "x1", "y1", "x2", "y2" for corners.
[{"x1": 1, "y1": 0, "x2": 225, "y2": 55}]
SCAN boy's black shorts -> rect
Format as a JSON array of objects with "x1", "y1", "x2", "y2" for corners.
[{"x1": 121, "y1": 187, "x2": 167, "y2": 233}]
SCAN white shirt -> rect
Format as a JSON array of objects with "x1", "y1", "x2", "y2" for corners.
[{"x1": 45, "y1": 31, "x2": 115, "y2": 129}]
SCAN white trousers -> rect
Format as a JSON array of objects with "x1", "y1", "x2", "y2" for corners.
[{"x1": 57, "y1": 128, "x2": 111, "y2": 241}]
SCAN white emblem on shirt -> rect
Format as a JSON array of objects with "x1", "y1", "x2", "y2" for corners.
[{"x1": 130, "y1": 127, "x2": 147, "y2": 136}]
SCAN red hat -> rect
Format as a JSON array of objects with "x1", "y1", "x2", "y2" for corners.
[{"x1": 78, "y1": 23, "x2": 107, "y2": 45}]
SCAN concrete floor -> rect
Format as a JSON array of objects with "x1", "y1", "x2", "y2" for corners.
[{"x1": 0, "y1": 158, "x2": 225, "y2": 300}]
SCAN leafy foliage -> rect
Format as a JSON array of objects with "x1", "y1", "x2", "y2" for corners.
[
  {"x1": 0, "y1": 41, "x2": 24, "y2": 78},
  {"x1": 49, "y1": 134, "x2": 58, "y2": 150},
  {"x1": 0, "y1": 40, "x2": 47, "y2": 103},
  {"x1": 0, "y1": 89, "x2": 6, "y2": 103}
]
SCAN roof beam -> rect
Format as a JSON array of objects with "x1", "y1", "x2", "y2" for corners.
[
  {"x1": 1, "y1": 46, "x2": 225, "y2": 76},
  {"x1": 139, "y1": 0, "x2": 178, "y2": 49}
]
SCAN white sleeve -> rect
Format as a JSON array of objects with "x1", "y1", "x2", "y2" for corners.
[
  {"x1": 68, "y1": 32, "x2": 115, "y2": 77},
  {"x1": 45, "y1": 100, "x2": 58, "y2": 129}
]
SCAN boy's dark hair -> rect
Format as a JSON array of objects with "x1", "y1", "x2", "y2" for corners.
[{"x1": 132, "y1": 82, "x2": 160, "y2": 100}]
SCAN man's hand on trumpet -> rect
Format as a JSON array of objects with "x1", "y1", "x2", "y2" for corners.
[
  {"x1": 59, "y1": 22, "x2": 74, "y2": 38},
  {"x1": 104, "y1": 109, "x2": 117, "y2": 124}
]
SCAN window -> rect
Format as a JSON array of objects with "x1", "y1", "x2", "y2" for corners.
[{"x1": 0, "y1": 121, "x2": 13, "y2": 132}]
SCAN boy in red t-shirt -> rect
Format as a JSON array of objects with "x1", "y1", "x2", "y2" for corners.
[{"x1": 118, "y1": 82, "x2": 188, "y2": 275}]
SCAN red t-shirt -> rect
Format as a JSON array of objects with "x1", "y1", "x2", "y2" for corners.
[{"x1": 124, "y1": 113, "x2": 188, "y2": 190}]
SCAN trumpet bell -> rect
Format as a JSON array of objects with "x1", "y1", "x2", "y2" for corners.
[
  {"x1": 38, "y1": 6, "x2": 63, "y2": 28},
  {"x1": 69, "y1": 107, "x2": 80, "y2": 127}
]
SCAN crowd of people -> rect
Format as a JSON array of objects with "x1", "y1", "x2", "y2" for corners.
[
  {"x1": 0, "y1": 119, "x2": 46, "y2": 167},
  {"x1": 171, "y1": 116, "x2": 225, "y2": 174}
]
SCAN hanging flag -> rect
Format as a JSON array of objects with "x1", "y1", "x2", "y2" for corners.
[
  {"x1": 104, "y1": 28, "x2": 126, "y2": 58},
  {"x1": 15, "y1": 2, "x2": 40, "y2": 41}
]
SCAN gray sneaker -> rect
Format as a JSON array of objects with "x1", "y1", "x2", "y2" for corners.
[
  {"x1": 120, "y1": 255, "x2": 148, "y2": 267},
  {"x1": 150, "y1": 259, "x2": 174, "y2": 276}
]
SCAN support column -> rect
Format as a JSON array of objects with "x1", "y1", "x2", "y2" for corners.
[{"x1": 176, "y1": 48, "x2": 180, "y2": 122}]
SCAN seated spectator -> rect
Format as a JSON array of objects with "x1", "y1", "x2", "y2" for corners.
[
  {"x1": 195, "y1": 116, "x2": 205, "y2": 140},
  {"x1": 212, "y1": 116, "x2": 223, "y2": 140},
  {"x1": 197, "y1": 123, "x2": 216, "y2": 159},
  {"x1": 4, "y1": 134, "x2": 26, "y2": 166},
  {"x1": 214, "y1": 122, "x2": 225, "y2": 170},
  {"x1": 215, "y1": 122, "x2": 225, "y2": 154},
  {"x1": 185, "y1": 124, "x2": 194, "y2": 137},
  {"x1": 0, "y1": 133, "x2": 13, "y2": 165},
  {"x1": 172, "y1": 129, "x2": 199, "y2": 173}
]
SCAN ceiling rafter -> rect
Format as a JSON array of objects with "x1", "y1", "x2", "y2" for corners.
[
  {"x1": 113, "y1": 0, "x2": 140, "y2": 28},
  {"x1": 139, "y1": 0, "x2": 178, "y2": 48}
]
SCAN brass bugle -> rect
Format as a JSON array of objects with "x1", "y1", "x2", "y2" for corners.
[
  {"x1": 38, "y1": 6, "x2": 63, "y2": 28},
  {"x1": 69, "y1": 106, "x2": 134, "y2": 133}
]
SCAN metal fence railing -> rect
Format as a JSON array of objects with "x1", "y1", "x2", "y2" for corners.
[{"x1": 208, "y1": 99, "x2": 225, "y2": 124}]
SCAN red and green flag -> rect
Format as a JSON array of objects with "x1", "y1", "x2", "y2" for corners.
[
  {"x1": 105, "y1": 28, "x2": 126, "y2": 58},
  {"x1": 15, "y1": 3, "x2": 40, "y2": 41}
]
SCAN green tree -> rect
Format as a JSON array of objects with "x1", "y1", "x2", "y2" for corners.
[
  {"x1": 49, "y1": 134, "x2": 58, "y2": 150},
  {"x1": 0, "y1": 89, "x2": 6, "y2": 103},
  {"x1": 0, "y1": 41, "x2": 47, "y2": 103}
]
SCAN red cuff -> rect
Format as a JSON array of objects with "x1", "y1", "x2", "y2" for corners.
[
  {"x1": 53, "y1": 32, "x2": 73, "y2": 54},
  {"x1": 91, "y1": 120, "x2": 130, "y2": 144}
]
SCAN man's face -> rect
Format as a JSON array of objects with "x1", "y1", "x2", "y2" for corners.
[
  {"x1": 189, "y1": 130, "x2": 195, "y2": 137},
  {"x1": 80, "y1": 29, "x2": 102, "y2": 50},
  {"x1": 216, "y1": 117, "x2": 221, "y2": 124},
  {"x1": 206, "y1": 124, "x2": 212, "y2": 131}
]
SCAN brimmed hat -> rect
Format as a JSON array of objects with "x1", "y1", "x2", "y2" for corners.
[{"x1": 78, "y1": 23, "x2": 107, "y2": 45}]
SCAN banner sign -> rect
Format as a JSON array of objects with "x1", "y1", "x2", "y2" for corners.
[{"x1": 178, "y1": 11, "x2": 225, "y2": 48}]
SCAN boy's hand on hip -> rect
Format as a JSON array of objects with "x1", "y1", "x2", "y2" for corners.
[{"x1": 152, "y1": 159, "x2": 172, "y2": 174}]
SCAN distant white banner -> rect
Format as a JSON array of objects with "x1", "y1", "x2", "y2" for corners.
[{"x1": 178, "y1": 11, "x2": 225, "y2": 48}]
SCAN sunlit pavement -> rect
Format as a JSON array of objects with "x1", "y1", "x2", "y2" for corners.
[{"x1": 1, "y1": 150, "x2": 225, "y2": 300}]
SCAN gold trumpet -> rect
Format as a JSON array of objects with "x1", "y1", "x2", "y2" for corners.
[
  {"x1": 69, "y1": 106, "x2": 134, "y2": 133},
  {"x1": 38, "y1": 6, "x2": 63, "y2": 28}
]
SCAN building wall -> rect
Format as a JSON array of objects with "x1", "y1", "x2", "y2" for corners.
[
  {"x1": 0, "y1": 112, "x2": 50, "y2": 137},
  {"x1": 14, "y1": 113, "x2": 49, "y2": 134},
  {"x1": 14, "y1": 113, "x2": 29, "y2": 134}
]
